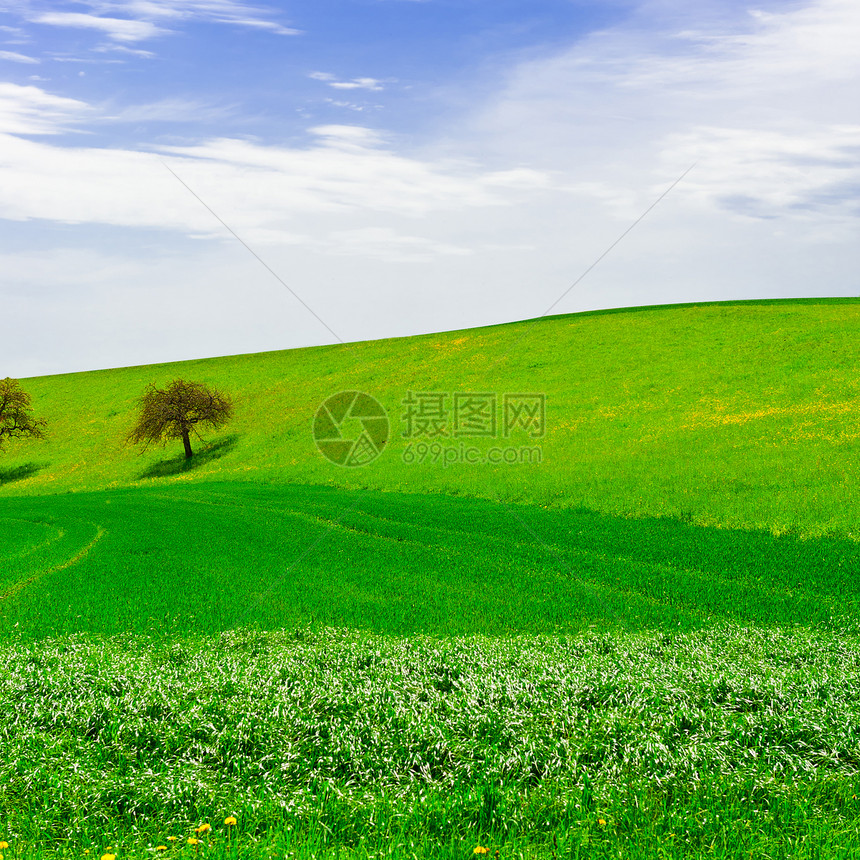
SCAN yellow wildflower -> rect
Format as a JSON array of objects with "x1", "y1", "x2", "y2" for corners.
[
  {"x1": 473, "y1": 848, "x2": 490, "y2": 855},
  {"x1": 102, "y1": 854, "x2": 116, "y2": 860},
  {"x1": 187, "y1": 839, "x2": 199, "y2": 846},
  {"x1": 167, "y1": 837, "x2": 179, "y2": 843},
  {"x1": 0, "y1": 843, "x2": 8, "y2": 851},
  {"x1": 224, "y1": 816, "x2": 237, "y2": 827},
  {"x1": 195, "y1": 824, "x2": 211, "y2": 835},
  {"x1": 598, "y1": 818, "x2": 606, "y2": 826}
]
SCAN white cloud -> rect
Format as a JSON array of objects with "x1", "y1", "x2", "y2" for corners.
[
  {"x1": 662, "y1": 124, "x2": 860, "y2": 224},
  {"x1": 119, "y1": 0, "x2": 300, "y2": 33},
  {"x1": 0, "y1": 94, "x2": 553, "y2": 260},
  {"x1": 0, "y1": 49, "x2": 39, "y2": 63},
  {"x1": 309, "y1": 71, "x2": 388, "y2": 91},
  {"x1": 0, "y1": 83, "x2": 90, "y2": 134},
  {"x1": 307, "y1": 124, "x2": 386, "y2": 148},
  {"x1": 102, "y1": 97, "x2": 235, "y2": 122},
  {"x1": 26, "y1": 1, "x2": 300, "y2": 38},
  {"x1": 331, "y1": 77, "x2": 385, "y2": 91},
  {"x1": 324, "y1": 98, "x2": 371, "y2": 112},
  {"x1": 47, "y1": 54, "x2": 125, "y2": 64},
  {"x1": 470, "y1": 0, "x2": 860, "y2": 231},
  {"x1": 32, "y1": 12, "x2": 168, "y2": 42},
  {"x1": 711, "y1": 0, "x2": 860, "y2": 84},
  {"x1": 215, "y1": 16, "x2": 299, "y2": 35},
  {"x1": 93, "y1": 43, "x2": 156, "y2": 58}
]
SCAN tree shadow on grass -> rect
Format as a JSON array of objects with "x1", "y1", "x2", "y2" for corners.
[
  {"x1": 0, "y1": 461, "x2": 47, "y2": 486},
  {"x1": 137, "y1": 434, "x2": 239, "y2": 479}
]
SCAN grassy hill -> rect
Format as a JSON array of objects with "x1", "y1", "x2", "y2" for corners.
[
  {"x1": 4, "y1": 297, "x2": 860, "y2": 859},
  {"x1": 4, "y1": 296, "x2": 860, "y2": 537}
]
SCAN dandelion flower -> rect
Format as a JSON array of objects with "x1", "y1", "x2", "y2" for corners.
[
  {"x1": 102, "y1": 854, "x2": 117, "y2": 860},
  {"x1": 473, "y1": 848, "x2": 490, "y2": 855},
  {"x1": 187, "y1": 838, "x2": 199, "y2": 846},
  {"x1": 598, "y1": 818, "x2": 606, "y2": 826},
  {"x1": 167, "y1": 837, "x2": 178, "y2": 843},
  {"x1": 0, "y1": 843, "x2": 8, "y2": 850},
  {"x1": 195, "y1": 824, "x2": 211, "y2": 835},
  {"x1": 224, "y1": 817, "x2": 237, "y2": 827}
]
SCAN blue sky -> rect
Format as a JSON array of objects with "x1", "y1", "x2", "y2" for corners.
[
  {"x1": 1, "y1": 0, "x2": 859, "y2": 376},
  {"x1": 0, "y1": 1, "x2": 637, "y2": 164}
]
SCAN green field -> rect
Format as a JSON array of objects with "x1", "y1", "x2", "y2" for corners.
[
  {"x1": 5, "y1": 297, "x2": 860, "y2": 535},
  {"x1": 2, "y1": 298, "x2": 860, "y2": 859}
]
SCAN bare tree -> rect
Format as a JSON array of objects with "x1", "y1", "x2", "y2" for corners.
[
  {"x1": 0, "y1": 377, "x2": 47, "y2": 453},
  {"x1": 127, "y1": 379, "x2": 233, "y2": 460}
]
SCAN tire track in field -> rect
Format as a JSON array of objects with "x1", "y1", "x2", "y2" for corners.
[
  {"x1": 137, "y1": 488, "x2": 836, "y2": 624},
  {"x1": 151, "y1": 491, "x2": 715, "y2": 604},
  {"x1": 0, "y1": 523, "x2": 107, "y2": 603},
  {"x1": 158, "y1": 491, "x2": 670, "y2": 612},
  {"x1": 283, "y1": 505, "x2": 835, "y2": 623},
  {"x1": 0, "y1": 516, "x2": 66, "y2": 563},
  {"x1": 151, "y1": 490, "x2": 463, "y2": 555}
]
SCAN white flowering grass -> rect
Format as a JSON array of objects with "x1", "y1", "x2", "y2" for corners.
[{"x1": 3, "y1": 623, "x2": 860, "y2": 858}]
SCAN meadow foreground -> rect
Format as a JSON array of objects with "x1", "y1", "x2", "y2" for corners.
[{"x1": 2, "y1": 299, "x2": 860, "y2": 857}]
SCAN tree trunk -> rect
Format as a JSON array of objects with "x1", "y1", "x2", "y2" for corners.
[{"x1": 182, "y1": 429, "x2": 193, "y2": 459}]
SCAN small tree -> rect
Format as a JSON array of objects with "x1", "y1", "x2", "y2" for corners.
[
  {"x1": 127, "y1": 379, "x2": 233, "y2": 460},
  {"x1": 0, "y1": 377, "x2": 47, "y2": 453}
]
